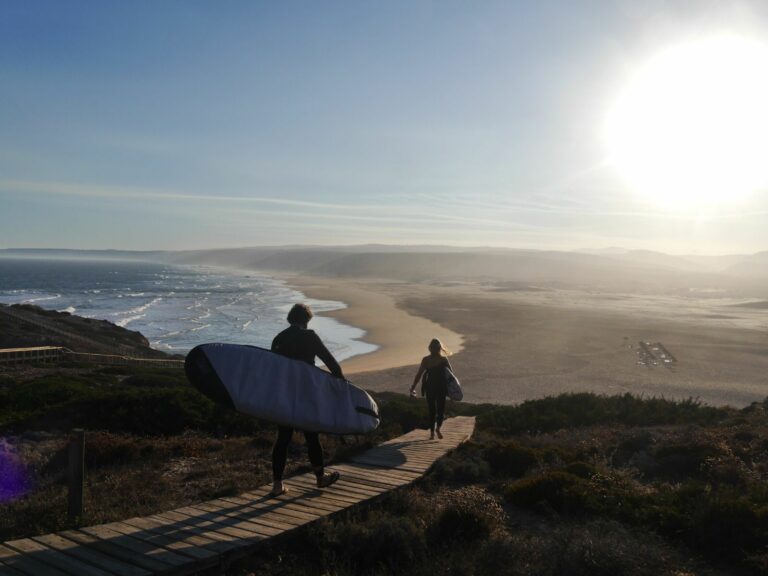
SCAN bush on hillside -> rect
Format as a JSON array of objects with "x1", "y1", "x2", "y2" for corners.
[
  {"x1": 431, "y1": 443, "x2": 491, "y2": 484},
  {"x1": 479, "y1": 393, "x2": 727, "y2": 435},
  {"x1": 322, "y1": 512, "x2": 426, "y2": 572},
  {"x1": 484, "y1": 441, "x2": 538, "y2": 477},
  {"x1": 504, "y1": 471, "x2": 597, "y2": 516},
  {"x1": 430, "y1": 486, "x2": 506, "y2": 545},
  {"x1": 0, "y1": 372, "x2": 262, "y2": 435}
]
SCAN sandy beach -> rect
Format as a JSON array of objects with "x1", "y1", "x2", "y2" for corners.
[
  {"x1": 288, "y1": 276, "x2": 768, "y2": 408},
  {"x1": 284, "y1": 276, "x2": 463, "y2": 375}
]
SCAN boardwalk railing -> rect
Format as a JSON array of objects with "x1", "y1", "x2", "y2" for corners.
[
  {"x1": 0, "y1": 346, "x2": 66, "y2": 366},
  {"x1": 0, "y1": 347, "x2": 183, "y2": 369},
  {"x1": 0, "y1": 416, "x2": 476, "y2": 576},
  {"x1": 63, "y1": 352, "x2": 183, "y2": 369}
]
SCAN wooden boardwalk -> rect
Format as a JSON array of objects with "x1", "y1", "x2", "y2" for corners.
[
  {"x1": 0, "y1": 347, "x2": 183, "y2": 369},
  {"x1": 0, "y1": 417, "x2": 475, "y2": 575}
]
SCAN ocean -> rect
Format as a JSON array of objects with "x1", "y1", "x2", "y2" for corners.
[{"x1": 0, "y1": 258, "x2": 377, "y2": 362}]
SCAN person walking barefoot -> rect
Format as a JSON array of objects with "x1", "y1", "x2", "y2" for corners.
[{"x1": 410, "y1": 338, "x2": 452, "y2": 440}]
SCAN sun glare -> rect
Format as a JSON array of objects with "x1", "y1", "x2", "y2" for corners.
[{"x1": 606, "y1": 35, "x2": 768, "y2": 210}]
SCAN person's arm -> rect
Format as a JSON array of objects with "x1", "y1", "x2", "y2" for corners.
[
  {"x1": 313, "y1": 333, "x2": 344, "y2": 379},
  {"x1": 410, "y1": 359, "x2": 426, "y2": 395},
  {"x1": 445, "y1": 357, "x2": 453, "y2": 371}
]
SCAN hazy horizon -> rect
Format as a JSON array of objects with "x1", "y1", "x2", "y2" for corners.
[
  {"x1": 0, "y1": 243, "x2": 765, "y2": 258},
  {"x1": 3, "y1": 1, "x2": 768, "y2": 253}
]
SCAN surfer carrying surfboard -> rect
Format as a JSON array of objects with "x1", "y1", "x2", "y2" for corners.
[
  {"x1": 269, "y1": 303, "x2": 343, "y2": 496},
  {"x1": 410, "y1": 338, "x2": 453, "y2": 440}
]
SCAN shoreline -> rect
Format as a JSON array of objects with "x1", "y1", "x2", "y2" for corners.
[{"x1": 280, "y1": 275, "x2": 464, "y2": 375}]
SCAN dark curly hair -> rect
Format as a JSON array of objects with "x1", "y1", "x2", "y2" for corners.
[{"x1": 287, "y1": 303, "x2": 313, "y2": 325}]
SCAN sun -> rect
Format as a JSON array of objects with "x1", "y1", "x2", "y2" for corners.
[{"x1": 605, "y1": 34, "x2": 768, "y2": 210}]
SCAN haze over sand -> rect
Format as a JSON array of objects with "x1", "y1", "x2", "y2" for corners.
[{"x1": 162, "y1": 246, "x2": 768, "y2": 408}]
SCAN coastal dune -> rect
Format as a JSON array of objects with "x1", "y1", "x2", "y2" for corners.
[{"x1": 172, "y1": 247, "x2": 768, "y2": 407}]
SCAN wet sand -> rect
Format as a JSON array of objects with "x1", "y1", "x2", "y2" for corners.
[
  {"x1": 290, "y1": 277, "x2": 768, "y2": 408},
  {"x1": 285, "y1": 276, "x2": 463, "y2": 375}
]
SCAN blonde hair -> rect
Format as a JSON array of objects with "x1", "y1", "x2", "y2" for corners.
[{"x1": 428, "y1": 338, "x2": 450, "y2": 356}]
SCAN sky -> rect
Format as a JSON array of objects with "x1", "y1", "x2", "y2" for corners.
[{"x1": 2, "y1": 0, "x2": 768, "y2": 254}]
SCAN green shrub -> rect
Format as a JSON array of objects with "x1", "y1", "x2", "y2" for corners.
[
  {"x1": 540, "y1": 446, "x2": 579, "y2": 466},
  {"x1": 652, "y1": 442, "x2": 724, "y2": 480},
  {"x1": 82, "y1": 432, "x2": 144, "y2": 468},
  {"x1": 648, "y1": 483, "x2": 768, "y2": 563},
  {"x1": 431, "y1": 447, "x2": 491, "y2": 484},
  {"x1": 484, "y1": 441, "x2": 538, "y2": 477},
  {"x1": 611, "y1": 431, "x2": 655, "y2": 467},
  {"x1": 325, "y1": 513, "x2": 426, "y2": 572},
  {"x1": 564, "y1": 461, "x2": 595, "y2": 479},
  {"x1": 430, "y1": 487, "x2": 506, "y2": 545},
  {"x1": 1, "y1": 371, "x2": 264, "y2": 436},
  {"x1": 121, "y1": 373, "x2": 187, "y2": 388},
  {"x1": 504, "y1": 471, "x2": 596, "y2": 515},
  {"x1": 479, "y1": 393, "x2": 727, "y2": 435}
]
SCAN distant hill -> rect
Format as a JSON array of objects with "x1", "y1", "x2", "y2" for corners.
[
  {"x1": 724, "y1": 251, "x2": 768, "y2": 277},
  {"x1": 4, "y1": 245, "x2": 768, "y2": 296},
  {"x1": 0, "y1": 248, "x2": 164, "y2": 261},
  {"x1": 170, "y1": 247, "x2": 742, "y2": 294}
]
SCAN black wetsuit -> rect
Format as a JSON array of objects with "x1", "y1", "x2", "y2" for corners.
[
  {"x1": 422, "y1": 359, "x2": 448, "y2": 433},
  {"x1": 270, "y1": 325, "x2": 344, "y2": 481}
]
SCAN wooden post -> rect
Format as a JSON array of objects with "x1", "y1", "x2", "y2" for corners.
[{"x1": 67, "y1": 429, "x2": 85, "y2": 522}]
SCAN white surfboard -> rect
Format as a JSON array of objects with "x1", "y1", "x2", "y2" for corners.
[
  {"x1": 446, "y1": 367, "x2": 463, "y2": 401},
  {"x1": 185, "y1": 343, "x2": 380, "y2": 434}
]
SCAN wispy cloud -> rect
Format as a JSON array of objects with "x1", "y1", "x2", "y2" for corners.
[{"x1": 0, "y1": 179, "x2": 383, "y2": 211}]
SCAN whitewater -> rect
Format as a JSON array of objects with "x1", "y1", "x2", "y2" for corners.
[{"x1": 0, "y1": 258, "x2": 377, "y2": 362}]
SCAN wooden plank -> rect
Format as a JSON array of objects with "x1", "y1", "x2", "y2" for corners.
[
  {"x1": 349, "y1": 456, "x2": 429, "y2": 474},
  {"x1": 228, "y1": 492, "x2": 346, "y2": 520},
  {"x1": 330, "y1": 473, "x2": 393, "y2": 491},
  {"x1": 79, "y1": 525, "x2": 191, "y2": 569},
  {"x1": 0, "y1": 543, "x2": 71, "y2": 576},
  {"x1": 120, "y1": 516, "x2": 227, "y2": 555},
  {"x1": 331, "y1": 465, "x2": 412, "y2": 488},
  {"x1": 280, "y1": 482, "x2": 366, "y2": 506},
  {"x1": 226, "y1": 492, "x2": 346, "y2": 516},
  {"x1": 367, "y1": 448, "x2": 442, "y2": 462},
  {"x1": 234, "y1": 485, "x2": 349, "y2": 513},
  {"x1": 3, "y1": 538, "x2": 111, "y2": 576},
  {"x1": 172, "y1": 505, "x2": 285, "y2": 536},
  {"x1": 156, "y1": 509, "x2": 263, "y2": 542},
  {"x1": 121, "y1": 516, "x2": 219, "y2": 546},
  {"x1": 102, "y1": 521, "x2": 218, "y2": 564},
  {"x1": 202, "y1": 491, "x2": 331, "y2": 522},
  {"x1": 32, "y1": 534, "x2": 151, "y2": 576},
  {"x1": 353, "y1": 450, "x2": 437, "y2": 465},
  {"x1": 287, "y1": 475, "x2": 387, "y2": 499},
  {"x1": 340, "y1": 462, "x2": 422, "y2": 481},
  {"x1": 58, "y1": 530, "x2": 176, "y2": 575},
  {"x1": 149, "y1": 511, "x2": 249, "y2": 547},
  {"x1": 280, "y1": 483, "x2": 365, "y2": 506},
  {"x1": 184, "y1": 501, "x2": 305, "y2": 531}
]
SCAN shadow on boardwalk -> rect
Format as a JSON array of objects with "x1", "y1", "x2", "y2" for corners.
[{"x1": 0, "y1": 417, "x2": 476, "y2": 576}]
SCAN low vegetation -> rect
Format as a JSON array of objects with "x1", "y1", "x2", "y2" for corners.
[{"x1": 2, "y1": 365, "x2": 767, "y2": 575}]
